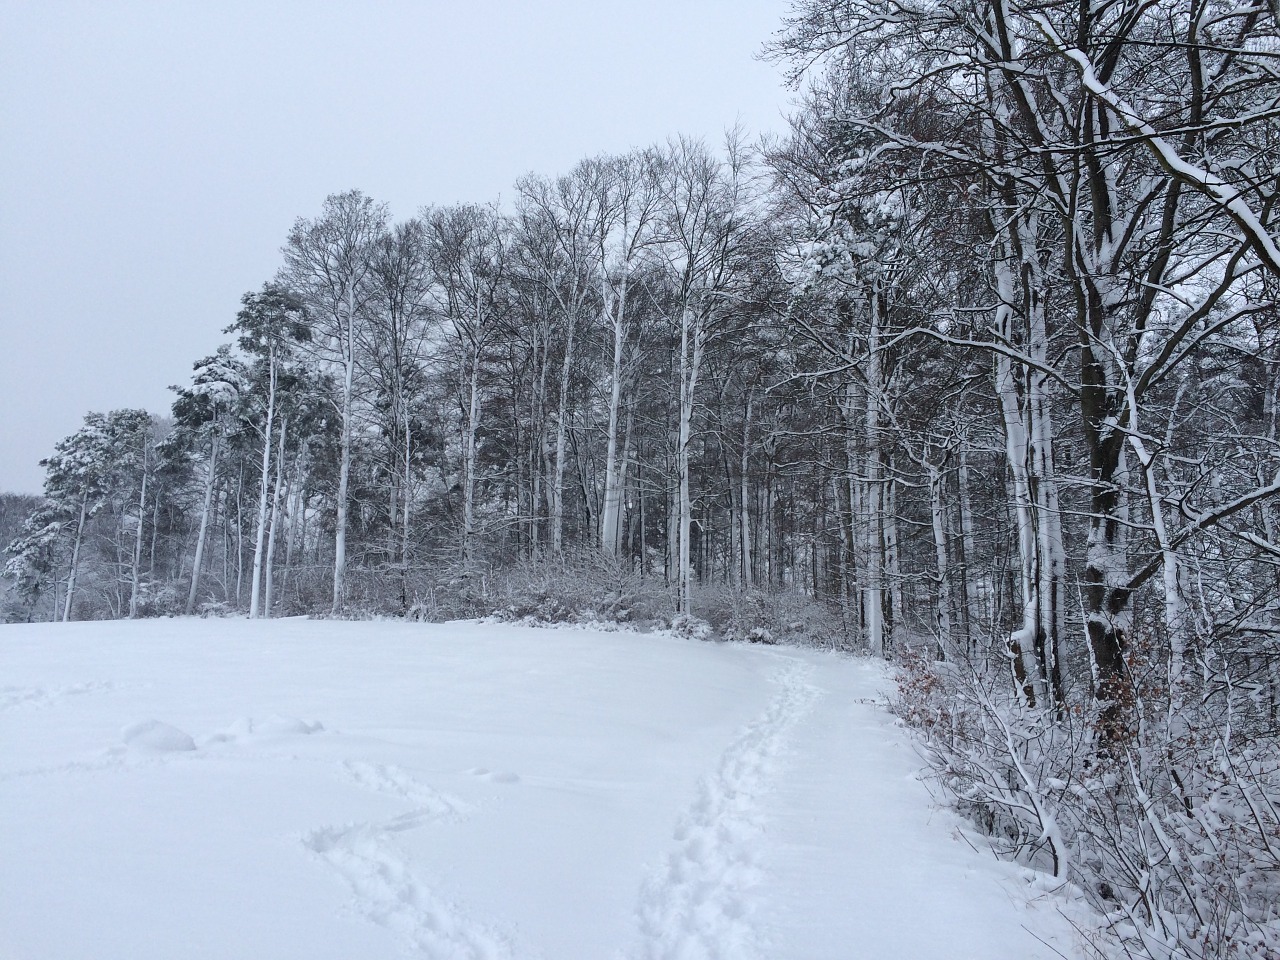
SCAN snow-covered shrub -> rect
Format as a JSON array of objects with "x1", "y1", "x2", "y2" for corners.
[
  {"x1": 197, "y1": 599, "x2": 233, "y2": 618},
  {"x1": 131, "y1": 581, "x2": 182, "y2": 618},
  {"x1": 670, "y1": 613, "x2": 713, "y2": 641},
  {"x1": 692, "y1": 584, "x2": 850, "y2": 648},
  {"x1": 893, "y1": 638, "x2": 1280, "y2": 960},
  {"x1": 484, "y1": 551, "x2": 672, "y2": 629}
]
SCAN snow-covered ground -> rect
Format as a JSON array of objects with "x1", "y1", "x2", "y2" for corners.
[{"x1": 1, "y1": 618, "x2": 1093, "y2": 959}]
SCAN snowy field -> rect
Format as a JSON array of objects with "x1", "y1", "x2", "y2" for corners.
[{"x1": 1, "y1": 619, "x2": 1093, "y2": 959}]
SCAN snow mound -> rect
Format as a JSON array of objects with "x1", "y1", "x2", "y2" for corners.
[{"x1": 121, "y1": 719, "x2": 197, "y2": 753}]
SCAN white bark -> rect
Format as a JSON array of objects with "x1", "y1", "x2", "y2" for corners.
[
  {"x1": 550, "y1": 313, "x2": 575, "y2": 558},
  {"x1": 676, "y1": 305, "x2": 705, "y2": 614},
  {"x1": 128, "y1": 447, "x2": 148, "y2": 619},
  {"x1": 864, "y1": 299, "x2": 884, "y2": 658},
  {"x1": 599, "y1": 271, "x2": 630, "y2": 554},
  {"x1": 263, "y1": 416, "x2": 288, "y2": 619},
  {"x1": 280, "y1": 456, "x2": 304, "y2": 606},
  {"x1": 332, "y1": 288, "x2": 357, "y2": 615},
  {"x1": 63, "y1": 496, "x2": 87, "y2": 623},
  {"x1": 928, "y1": 463, "x2": 953, "y2": 656},
  {"x1": 957, "y1": 445, "x2": 981, "y2": 647},
  {"x1": 993, "y1": 261, "x2": 1050, "y2": 706},
  {"x1": 249, "y1": 354, "x2": 277, "y2": 619},
  {"x1": 185, "y1": 431, "x2": 219, "y2": 616},
  {"x1": 462, "y1": 340, "x2": 483, "y2": 561},
  {"x1": 885, "y1": 474, "x2": 904, "y2": 651},
  {"x1": 402, "y1": 401, "x2": 412, "y2": 566},
  {"x1": 740, "y1": 395, "x2": 753, "y2": 591}
]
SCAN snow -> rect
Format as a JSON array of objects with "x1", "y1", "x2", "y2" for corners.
[
  {"x1": 121, "y1": 718, "x2": 198, "y2": 752},
  {"x1": 0, "y1": 618, "x2": 1094, "y2": 959}
]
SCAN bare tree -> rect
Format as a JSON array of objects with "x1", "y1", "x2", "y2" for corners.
[{"x1": 282, "y1": 191, "x2": 387, "y2": 614}]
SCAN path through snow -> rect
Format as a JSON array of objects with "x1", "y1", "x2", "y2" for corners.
[
  {"x1": 628, "y1": 656, "x2": 819, "y2": 960},
  {"x1": 0, "y1": 619, "x2": 1096, "y2": 959}
]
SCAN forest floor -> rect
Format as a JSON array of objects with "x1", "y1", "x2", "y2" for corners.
[{"x1": 1, "y1": 618, "x2": 1099, "y2": 959}]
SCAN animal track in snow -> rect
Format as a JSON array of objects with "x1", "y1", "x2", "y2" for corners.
[{"x1": 626, "y1": 655, "x2": 820, "y2": 960}]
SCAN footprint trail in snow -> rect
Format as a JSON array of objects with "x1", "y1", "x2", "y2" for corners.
[
  {"x1": 626, "y1": 655, "x2": 821, "y2": 960},
  {"x1": 303, "y1": 761, "x2": 512, "y2": 960}
]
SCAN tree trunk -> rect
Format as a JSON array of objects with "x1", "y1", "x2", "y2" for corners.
[
  {"x1": 551, "y1": 312, "x2": 576, "y2": 557},
  {"x1": 600, "y1": 273, "x2": 630, "y2": 554},
  {"x1": 957, "y1": 445, "x2": 980, "y2": 651},
  {"x1": 128, "y1": 454, "x2": 148, "y2": 619},
  {"x1": 249, "y1": 355, "x2": 277, "y2": 619},
  {"x1": 235, "y1": 464, "x2": 245, "y2": 607},
  {"x1": 864, "y1": 303, "x2": 885, "y2": 658},
  {"x1": 185, "y1": 433, "x2": 220, "y2": 616},
  {"x1": 676, "y1": 306, "x2": 704, "y2": 615},
  {"x1": 993, "y1": 276, "x2": 1049, "y2": 707},
  {"x1": 332, "y1": 319, "x2": 355, "y2": 615},
  {"x1": 928, "y1": 462, "x2": 953, "y2": 658},
  {"x1": 62, "y1": 495, "x2": 87, "y2": 622},
  {"x1": 280, "y1": 456, "x2": 304, "y2": 608},
  {"x1": 401, "y1": 401, "x2": 413, "y2": 605},
  {"x1": 263, "y1": 416, "x2": 288, "y2": 619},
  {"x1": 462, "y1": 344, "x2": 482, "y2": 563},
  {"x1": 740, "y1": 395, "x2": 753, "y2": 591},
  {"x1": 884, "y1": 472, "x2": 904, "y2": 651}
]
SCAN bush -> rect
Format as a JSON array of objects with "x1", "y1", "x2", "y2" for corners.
[
  {"x1": 132, "y1": 581, "x2": 182, "y2": 618},
  {"x1": 268, "y1": 551, "x2": 856, "y2": 655},
  {"x1": 670, "y1": 613, "x2": 713, "y2": 641},
  {"x1": 692, "y1": 584, "x2": 851, "y2": 649},
  {"x1": 488, "y1": 551, "x2": 673, "y2": 629},
  {"x1": 893, "y1": 638, "x2": 1280, "y2": 960}
]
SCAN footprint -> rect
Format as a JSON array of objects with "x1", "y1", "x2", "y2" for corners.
[
  {"x1": 304, "y1": 762, "x2": 509, "y2": 957},
  {"x1": 343, "y1": 761, "x2": 469, "y2": 818},
  {"x1": 302, "y1": 822, "x2": 514, "y2": 959},
  {"x1": 625, "y1": 656, "x2": 821, "y2": 960},
  {"x1": 467, "y1": 766, "x2": 521, "y2": 784}
]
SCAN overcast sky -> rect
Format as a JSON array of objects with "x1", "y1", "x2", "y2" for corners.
[{"x1": 0, "y1": 1, "x2": 794, "y2": 495}]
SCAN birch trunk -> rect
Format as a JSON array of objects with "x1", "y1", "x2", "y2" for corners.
[
  {"x1": 63, "y1": 495, "x2": 87, "y2": 622},
  {"x1": 185, "y1": 432, "x2": 219, "y2": 616},
  {"x1": 280, "y1": 458, "x2": 304, "y2": 605},
  {"x1": 331, "y1": 293, "x2": 356, "y2": 615},
  {"x1": 249, "y1": 355, "x2": 277, "y2": 619},
  {"x1": 401, "y1": 402, "x2": 412, "y2": 602},
  {"x1": 128, "y1": 455, "x2": 148, "y2": 619},
  {"x1": 864, "y1": 299, "x2": 884, "y2": 658},
  {"x1": 676, "y1": 306, "x2": 705, "y2": 614},
  {"x1": 928, "y1": 463, "x2": 953, "y2": 657},
  {"x1": 885, "y1": 473, "x2": 904, "y2": 651},
  {"x1": 550, "y1": 313, "x2": 576, "y2": 558},
  {"x1": 957, "y1": 445, "x2": 981, "y2": 650},
  {"x1": 531, "y1": 328, "x2": 548, "y2": 558},
  {"x1": 993, "y1": 267, "x2": 1048, "y2": 706},
  {"x1": 740, "y1": 395, "x2": 753, "y2": 590},
  {"x1": 599, "y1": 277, "x2": 629, "y2": 554},
  {"x1": 263, "y1": 416, "x2": 288, "y2": 618},
  {"x1": 461, "y1": 343, "x2": 483, "y2": 562}
]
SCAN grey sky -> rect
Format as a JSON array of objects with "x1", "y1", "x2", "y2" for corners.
[{"x1": 0, "y1": 1, "x2": 793, "y2": 494}]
